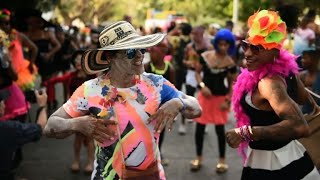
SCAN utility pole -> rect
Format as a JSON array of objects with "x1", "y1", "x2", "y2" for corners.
[{"x1": 232, "y1": 0, "x2": 239, "y2": 24}]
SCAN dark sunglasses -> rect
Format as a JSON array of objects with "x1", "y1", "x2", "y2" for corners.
[
  {"x1": 241, "y1": 40, "x2": 264, "y2": 54},
  {"x1": 126, "y1": 49, "x2": 147, "y2": 59}
]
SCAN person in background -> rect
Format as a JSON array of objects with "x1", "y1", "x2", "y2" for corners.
[
  {"x1": 0, "y1": 88, "x2": 48, "y2": 180},
  {"x1": 145, "y1": 39, "x2": 175, "y2": 166},
  {"x1": 277, "y1": 3, "x2": 301, "y2": 54},
  {"x1": 54, "y1": 25, "x2": 77, "y2": 74},
  {"x1": 0, "y1": 39, "x2": 48, "y2": 179},
  {"x1": 44, "y1": 21, "x2": 201, "y2": 180},
  {"x1": 190, "y1": 28, "x2": 236, "y2": 173},
  {"x1": 169, "y1": 23, "x2": 192, "y2": 91},
  {"x1": 44, "y1": 50, "x2": 96, "y2": 173},
  {"x1": 226, "y1": 9, "x2": 319, "y2": 179},
  {"x1": 207, "y1": 23, "x2": 221, "y2": 42},
  {"x1": 24, "y1": 9, "x2": 61, "y2": 81},
  {"x1": 0, "y1": 9, "x2": 38, "y2": 91},
  {"x1": 293, "y1": 16, "x2": 316, "y2": 56},
  {"x1": 54, "y1": 25, "x2": 78, "y2": 103},
  {"x1": 299, "y1": 50, "x2": 320, "y2": 113},
  {"x1": 181, "y1": 26, "x2": 212, "y2": 135},
  {"x1": 225, "y1": 20, "x2": 234, "y2": 32},
  {"x1": 24, "y1": 9, "x2": 61, "y2": 112}
]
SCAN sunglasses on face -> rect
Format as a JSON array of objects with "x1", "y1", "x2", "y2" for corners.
[
  {"x1": 126, "y1": 49, "x2": 147, "y2": 59},
  {"x1": 241, "y1": 40, "x2": 264, "y2": 54}
]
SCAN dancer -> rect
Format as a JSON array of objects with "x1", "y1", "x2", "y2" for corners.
[
  {"x1": 190, "y1": 29, "x2": 236, "y2": 173},
  {"x1": 44, "y1": 21, "x2": 201, "y2": 179},
  {"x1": 226, "y1": 9, "x2": 320, "y2": 179}
]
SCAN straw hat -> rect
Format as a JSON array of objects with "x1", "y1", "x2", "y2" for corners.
[{"x1": 82, "y1": 21, "x2": 166, "y2": 74}]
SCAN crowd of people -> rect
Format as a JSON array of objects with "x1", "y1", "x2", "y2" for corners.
[{"x1": 0, "y1": 4, "x2": 320, "y2": 180}]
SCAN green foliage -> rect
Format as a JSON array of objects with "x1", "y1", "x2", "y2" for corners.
[{"x1": 8, "y1": 0, "x2": 317, "y2": 27}]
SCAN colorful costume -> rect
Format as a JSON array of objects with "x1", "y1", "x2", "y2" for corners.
[
  {"x1": 63, "y1": 73, "x2": 180, "y2": 180},
  {"x1": 232, "y1": 10, "x2": 320, "y2": 179},
  {"x1": 9, "y1": 30, "x2": 37, "y2": 90}
]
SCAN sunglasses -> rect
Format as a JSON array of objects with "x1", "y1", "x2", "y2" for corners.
[
  {"x1": 126, "y1": 49, "x2": 147, "y2": 59},
  {"x1": 241, "y1": 40, "x2": 264, "y2": 54}
]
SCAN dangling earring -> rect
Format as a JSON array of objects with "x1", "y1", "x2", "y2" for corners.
[{"x1": 273, "y1": 56, "x2": 276, "y2": 63}]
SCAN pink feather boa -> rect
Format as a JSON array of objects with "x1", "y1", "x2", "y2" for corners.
[{"x1": 231, "y1": 49, "x2": 299, "y2": 162}]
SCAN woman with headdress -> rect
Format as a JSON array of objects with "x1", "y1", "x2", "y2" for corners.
[
  {"x1": 44, "y1": 21, "x2": 202, "y2": 179},
  {"x1": 190, "y1": 28, "x2": 237, "y2": 173},
  {"x1": 226, "y1": 10, "x2": 320, "y2": 179},
  {"x1": 0, "y1": 9, "x2": 38, "y2": 91}
]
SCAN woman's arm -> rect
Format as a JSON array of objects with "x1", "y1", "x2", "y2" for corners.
[
  {"x1": 44, "y1": 107, "x2": 117, "y2": 143},
  {"x1": 252, "y1": 76, "x2": 310, "y2": 141},
  {"x1": 178, "y1": 93, "x2": 202, "y2": 119},
  {"x1": 46, "y1": 31, "x2": 61, "y2": 59},
  {"x1": 168, "y1": 63, "x2": 176, "y2": 85},
  {"x1": 18, "y1": 32, "x2": 38, "y2": 66}
]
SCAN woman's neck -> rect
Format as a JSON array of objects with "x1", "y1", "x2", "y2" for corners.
[
  {"x1": 216, "y1": 51, "x2": 227, "y2": 57},
  {"x1": 108, "y1": 70, "x2": 136, "y2": 88},
  {"x1": 152, "y1": 60, "x2": 165, "y2": 68},
  {"x1": 194, "y1": 40, "x2": 206, "y2": 49}
]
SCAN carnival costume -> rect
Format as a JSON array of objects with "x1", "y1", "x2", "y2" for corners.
[{"x1": 232, "y1": 10, "x2": 319, "y2": 179}]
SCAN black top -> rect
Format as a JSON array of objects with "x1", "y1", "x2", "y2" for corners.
[
  {"x1": 0, "y1": 66, "x2": 13, "y2": 89},
  {"x1": 33, "y1": 39, "x2": 54, "y2": 78},
  {"x1": 240, "y1": 74, "x2": 298, "y2": 150},
  {"x1": 201, "y1": 61, "x2": 237, "y2": 95},
  {"x1": 174, "y1": 37, "x2": 191, "y2": 68},
  {"x1": 54, "y1": 39, "x2": 73, "y2": 71}
]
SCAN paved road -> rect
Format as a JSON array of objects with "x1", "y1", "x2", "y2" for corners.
[{"x1": 16, "y1": 83, "x2": 243, "y2": 180}]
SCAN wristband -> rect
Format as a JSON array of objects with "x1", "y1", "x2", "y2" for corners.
[{"x1": 197, "y1": 82, "x2": 205, "y2": 89}]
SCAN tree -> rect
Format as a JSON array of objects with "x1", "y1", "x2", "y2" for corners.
[{"x1": 55, "y1": 0, "x2": 117, "y2": 26}]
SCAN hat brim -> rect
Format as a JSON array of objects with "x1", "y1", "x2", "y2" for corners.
[{"x1": 82, "y1": 33, "x2": 166, "y2": 75}]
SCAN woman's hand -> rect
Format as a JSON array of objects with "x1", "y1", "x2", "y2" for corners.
[
  {"x1": 220, "y1": 100, "x2": 230, "y2": 111},
  {"x1": 73, "y1": 115, "x2": 117, "y2": 144},
  {"x1": 42, "y1": 53, "x2": 52, "y2": 61},
  {"x1": 147, "y1": 98, "x2": 183, "y2": 133},
  {"x1": 226, "y1": 128, "x2": 243, "y2": 148},
  {"x1": 201, "y1": 86, "x2": 212, "y2": 97}
]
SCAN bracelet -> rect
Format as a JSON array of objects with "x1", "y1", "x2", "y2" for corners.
[
  {"x1": 238, "y1": 125, "x2": 254, "y2": 142},
  {"x1": 197, "y1": 82, "x2": 205, "y2": 89},
  {"x1": 177, "y1": 97, "x2": 186, "y2": 112}
]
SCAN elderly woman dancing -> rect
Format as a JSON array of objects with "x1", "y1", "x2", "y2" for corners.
[{"x1": 44, "y1": 21, "x2": 202, "y2": 180}]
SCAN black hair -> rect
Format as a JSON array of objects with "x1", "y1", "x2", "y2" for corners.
[
  {"x1": 153, "y1": 27, "x2": 162, "y2": 33},
  {"x1": 71, "y1": 49, "x2": 85, "y2": 66},
  {"x1": 306, "y1": 9, "x2": 316, "y2": 18},
  {"x1": 179, "y1": 23, "x2": 192, "y2": 36},
  {"x1": 302, "y1": 50, "x2": 319, "y2": 62},
  {"x1": 225, "y1": 20, "x2": 234, "y2": 28},
  {"x1": 55, "y1": 25, "x2": 64, "y2": 33},
  {"x1": 276, "y1": 4, "x2": 300, "y2": 33}
]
